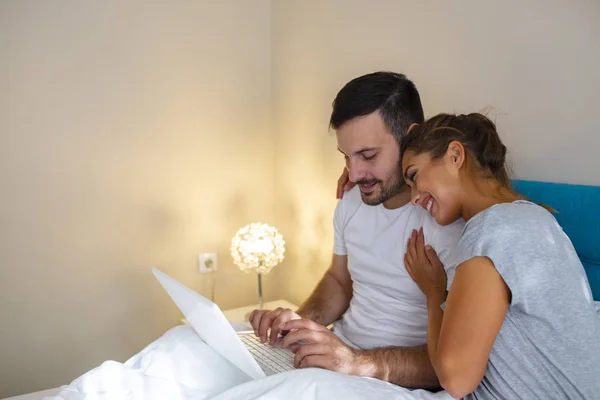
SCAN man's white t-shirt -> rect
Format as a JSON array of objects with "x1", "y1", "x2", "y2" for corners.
[{"x1": 332, "y1": 187, "x2": 464, "y2": 349}]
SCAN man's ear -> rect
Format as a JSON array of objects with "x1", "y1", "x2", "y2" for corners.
[
  {"x1": 447, "y1": 141, "x2": 466, "y2": 169},
  {"x1": 408, "y1": 123, "x2": 419, "y2": 133}
]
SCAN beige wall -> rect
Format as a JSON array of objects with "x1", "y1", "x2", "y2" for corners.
[
  {"x1": 270, "y1": 0, "x2": 600, "y2": 304},
  {"x1": 0, "y1": 0, "x2": 273, "y2": 397},
  {"x1": 2, "y1": 0, "x2": 600, "y2": 397}
]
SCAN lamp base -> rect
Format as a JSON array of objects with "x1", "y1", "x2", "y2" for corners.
[{"x1": 257, "y1": 272, "x2": 263, "y2": 309}]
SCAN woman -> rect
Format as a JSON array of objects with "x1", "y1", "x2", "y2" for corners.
[{"x1": 401, "y1": 113, "x2": 600, "y2": 399}]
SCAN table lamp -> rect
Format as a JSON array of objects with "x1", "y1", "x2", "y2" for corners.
[{"x1": 230, "y1": 222, "x2": 285, "y2": 309}]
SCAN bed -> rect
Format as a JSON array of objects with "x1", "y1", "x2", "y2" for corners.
[
  {"x1": 7, "y1": 180, "x2": 599, "y2": 400},
  {"x1": 4, "y1": 389, "x2": 61, "y2": 400}
]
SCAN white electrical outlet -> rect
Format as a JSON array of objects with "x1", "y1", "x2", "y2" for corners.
[{"x1": 198, "y1": 253, "x2": 218, "y2": 273}]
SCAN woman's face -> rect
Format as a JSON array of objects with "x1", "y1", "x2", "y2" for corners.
[{"x1": 401, "y1": 146, "x2": 464, "y2": 225}]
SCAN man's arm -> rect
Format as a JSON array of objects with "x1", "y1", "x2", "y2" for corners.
[
  {"x1": 355, "y1": 345, "x2": 439, "y2": 389},
  {"x1": 280, "y1": 319, "x2": 440, "y2": 389},
  {"x1": 249, "y1": 253, "x2": 352, "y2": 344},
  {"x1": 296, "y1": 254, "x2": 352, "y2": 326},
  {"x1": 251, "y1": 187, "x2": 354, "y2": 344}
]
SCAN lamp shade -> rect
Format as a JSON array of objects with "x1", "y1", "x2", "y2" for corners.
[{"x1": 230, "y1": 222, "x2": 285, "y2": 274}]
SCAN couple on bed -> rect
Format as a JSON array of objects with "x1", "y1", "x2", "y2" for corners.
[{"x1": 249, "y1": 71, "x2": 600, "y2": 399}]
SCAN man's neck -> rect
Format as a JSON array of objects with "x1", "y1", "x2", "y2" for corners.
[{"x1": 382, "y1": 186, "x2": 412, "y2": 210}]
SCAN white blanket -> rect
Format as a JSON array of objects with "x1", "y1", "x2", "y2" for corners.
[
  {"x1": 46, "y1": 325, "x2": 451, "y2": 400},
  {"x1": 210, "y1": 370, "x2": 452, "y2": 400}
]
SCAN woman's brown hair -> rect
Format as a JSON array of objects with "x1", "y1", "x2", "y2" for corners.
[
  {"x1": 401, "y1": 113, "x2": 555, "y2": 212},
  {"x1": 401, "y1": 113, "x2": 510, "y2": 188}
]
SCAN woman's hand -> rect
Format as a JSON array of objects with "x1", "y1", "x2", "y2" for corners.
[
  {"x1": 404, "y1": 228, "x2": 447, "y2": 301},
  {"x1": 336, "y1": 167, "x2": 355, "y2": 199}
]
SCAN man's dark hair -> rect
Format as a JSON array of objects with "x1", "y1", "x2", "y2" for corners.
[{"x1": 329, "y1": 71, "x2": 424, "y2": 142}]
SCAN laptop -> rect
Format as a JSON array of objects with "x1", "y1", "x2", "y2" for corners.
[{"x1": 152, "y1": 268, "x2": 295, "y2": 379}]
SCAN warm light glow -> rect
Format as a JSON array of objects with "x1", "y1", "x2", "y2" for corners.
[{"x1": 231, "y1": 223, "x2": 285, "y2": 274}]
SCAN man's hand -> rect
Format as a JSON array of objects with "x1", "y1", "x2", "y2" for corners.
[
  {"x1": 281, "y1": 317, "x2": 440, "y2": 388},
  {"x1": 279, "y1": 319, "x2": 359, "y2": 374},
  {"x1": 249, "y1": 308, "x2": 301, "y2": 345},
  {"x1": 336, "y1": 167, "x2": 355, "y2": 199}
]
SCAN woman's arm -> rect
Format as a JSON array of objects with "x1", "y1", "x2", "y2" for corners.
[
  {"x1": 431, "y1": 257, "x2": 510, "y2": 398},
  {"x1": 405, "y1": 230, "x2": 510, "y2": 398}
]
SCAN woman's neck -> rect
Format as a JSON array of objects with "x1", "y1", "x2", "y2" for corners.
[{"x1": 460, "y1": 178, "x2": 522, "y2": 221}]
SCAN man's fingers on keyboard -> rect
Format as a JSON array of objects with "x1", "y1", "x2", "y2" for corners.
[
  {"x1": 269, "y1": 324, "x2": 282, "y2": 346},
  {"x1": 299, "y1": 355, "x2": 329, "y2": 369},
  {"x1": 280, "y1": 328, "x2": 324, "y2": 348},
  {"x1": 269, "y1": 313, "x2": 284, "y2": 344},
  {"x1": 248, "y1": 310, "x2": 259, "y2": 334},
  {"x1": 270, "y1": 310, "x2": 294, "y2": 345},
  {"x1": 280, "y1": 318, "x2": 328, "y2": 333},
  {"x1": 249, "y1": 310, "x2": 268, "y2": 336},
  {"x1": 294, "y1": 344, "x2": 327, "y2": 368},
  {"x1": 259, "y1": 308, "x2": 283, "y2": 343}
]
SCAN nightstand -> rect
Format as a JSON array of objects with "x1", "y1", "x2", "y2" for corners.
[{"x1": 180, "y1": 299, "x2": 298, "y2": 329}]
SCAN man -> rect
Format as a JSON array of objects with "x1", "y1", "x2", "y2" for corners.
[{"x1": 250, "y1": 71, "x2": 464, "y2": 388}]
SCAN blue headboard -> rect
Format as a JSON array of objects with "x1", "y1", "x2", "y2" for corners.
[{"x1": 512, "y1": 180, "x2": 600, "y2": 301}]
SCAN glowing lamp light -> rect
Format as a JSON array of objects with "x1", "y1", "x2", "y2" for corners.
[{"x1": 231, "y1": 223, "x2": 285, "y2": 308}]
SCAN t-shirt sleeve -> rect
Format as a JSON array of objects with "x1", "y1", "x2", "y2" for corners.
[
  {"x1": 459, "y1": 208, "x2": 544, "y2": 306},
  {"x1": 333, "y1": 198, "x2": 347, "y2": 256}
]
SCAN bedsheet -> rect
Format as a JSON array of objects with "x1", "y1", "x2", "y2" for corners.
[
  {"x1": 45, "y1": 302, "x2": 600, "y2": 400},
  {"x1": 44, "y1": 325, "x2": 450, "y2": 400}
]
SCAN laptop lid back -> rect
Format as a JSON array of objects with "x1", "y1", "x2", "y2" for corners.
[{"x1": 152, "y1": 268, "x2": 266, "y2": 380}]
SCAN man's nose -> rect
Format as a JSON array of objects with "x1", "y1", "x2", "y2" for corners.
[{"x1": 347, "y1": 160, "x2": 365, "y2": 183}]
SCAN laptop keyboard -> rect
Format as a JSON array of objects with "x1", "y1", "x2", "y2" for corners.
[{"x1": 239, "y1": 333, "x2": 295, "y2": 374}]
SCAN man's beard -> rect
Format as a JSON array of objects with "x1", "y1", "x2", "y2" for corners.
[{"x1": 357, "y1": 171, "x2": 405, "y2": 206}]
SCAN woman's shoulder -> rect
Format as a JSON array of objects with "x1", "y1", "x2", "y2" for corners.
[
  {"x1": 469, "y1": 200, "x2": 553, "y2": 230},
  {"x1": 462, "y1": 201, "x2": 559, "y2": 248},
  {"x1": 457, "y1": 201, "x2": 560, "y2": 268}
]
